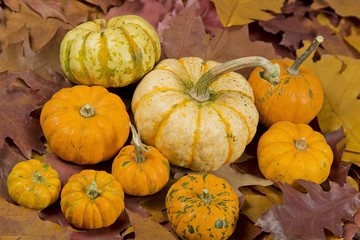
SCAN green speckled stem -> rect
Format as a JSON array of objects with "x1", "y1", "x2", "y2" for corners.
[
  {"x1": 87, "y1": 180, "x2": 99, "y2": 199},
  {"x1": 129, "y1": 122, "x2": 149, "y2": 164},
  {"x1": 200, "y1": 188, "x2": 213, "y2": 204},
  {"x1": 189, "y1": 56, "x2": 280, "y2": 102},
  {"x1": 32, "y1": 171, "x2": 45, "y2": 184}
]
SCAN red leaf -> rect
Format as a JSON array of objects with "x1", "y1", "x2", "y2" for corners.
[
  {"x1": 0, "y1": 81, "x2": 45, "y2": 158},
  {"x1": 257, "y1": 180, "x2": 360, "y2": 240},
  {"x1": 84, "y1": 0, "x2": 122, "y2": 14}
]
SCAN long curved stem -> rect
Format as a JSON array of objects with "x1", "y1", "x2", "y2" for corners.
[{"x1": 189, "y1": 56, "x2": 280, "y2": 102}]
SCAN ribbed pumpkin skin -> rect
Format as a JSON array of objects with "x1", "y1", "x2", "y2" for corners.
[
  {"x1": 7, "y1": 159, "x2": 61, "y2": 210},
  {"x1": 60, "y1": 15, "x2": 161, "y2": 88},
  {"x1": 248, "y1": 59, "x2": 324, "y2": 128},
  {"x1": 112, "y1": 145, "x2": 170, "y2": 196},
  {"x1": 40, "y1": 85, "x2": 130, "y2": 165},
  {"x1": 257, "y1": 121, "x2": 333, "y2": 187},
  {"x1": 131, "y1": 57, "x2": 259, "y2": 172},
  {"x1": 165, "y1": 174, "x2": 239, "y2": 240},
  {"x1": 60, "y1": 170, "x2": 124, "y2": 229}
]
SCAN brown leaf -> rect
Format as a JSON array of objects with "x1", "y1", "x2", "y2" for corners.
[
  {"x1": 84, "y1": 0, "x2": 122, "y2": 14},
  {"x1": 2, "y1": 0, "x2": 20, "y2": 12},
  {"x1": 0, "y1": 198, "x2": 74, "y2": 238},
  {"x1": 325, "y1": 126, "x2": 351, "y2": 186},
  {"x1": 1, "y1": 2, "x2": 71, "y2": 51},
  {"x1": 342, "y1": 207, "x2": 360, "y2": 240},
  {"x1": 317, "y1": 0, "x2": 360, "y2": 18},
  {"x1": 0, "y1": 28, "x2": 68, "y2": 80},
  {"x1": 162, "y1": 5, "x2": 280, "y2": 77},
  {"x1": 229, "y1": 214, "x2": 262, "y2": 240},
  {"x1": 257, "y1": 180, "x2": 360, "y2": 240},
  {"x1": 105, "y1": 0, "x2": 172, "y2": 29},
  {"x1": 0, "y1": 79, "x2": 45, "y2": 159},
  {"x1": 22, "y1": 0, "x2": 68, "y2": 23},
  {"x1": 0, "y1": 140, "x2": 27, "y2": 201},
  {"x1": 126, "y1": 208, "x2": 178, "y2": 240},
  {"x1": 259, "y1": 15, "x2": 314, "y2": 49},
  {"x1": 62, "y1": 0, "x2": 95, "y2": 26}
]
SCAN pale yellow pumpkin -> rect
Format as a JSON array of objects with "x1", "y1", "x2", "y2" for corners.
[
  {"x1": 131, "y1": 57, "x2": 265, "y2": 172},
  {"x1": 60, "y1": 15, "x2": 161, "y2": 88}
]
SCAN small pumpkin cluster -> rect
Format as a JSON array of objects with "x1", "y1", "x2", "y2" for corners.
[{"x1": 6, "y1": 13, "x2": 334, "y2": 240}]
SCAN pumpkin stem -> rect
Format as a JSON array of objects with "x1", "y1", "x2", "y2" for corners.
[
  {"x1": 129, "y1": 122, "x2": 150, "y2": 164},
  {"x1": 87, "y1": 180, "x2": 99, "y2": 199},
  {"x1": 79, "y1": 103, "x2": 96, "y2": 118},
  {"x1": 96, "y1": 19, "x2": 107, "y2": 31},
  {"x1": 286, "y1": 36, "x2": 324, "y2": 76},
  {"x1": 189, "y1": 56, "x2": 280, "y2": 102},
  {"x1": 199, "y1": 188, "x2": 214, "y2": 204},
  {"x1": 295, "y1": 137, "x2": 308, "y2": 151},
  {"x1": 32, "y1": 171, "x2": 46, "y2": 184}
]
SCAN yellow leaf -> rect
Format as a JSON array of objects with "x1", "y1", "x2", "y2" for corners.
[
  {"x1": 240, "y1": 186, "x2": 283, "y2": 223},
  {"x1": 211, "y1": 0, "x2": 283, "y2": 27},
  {"x1": 344, "y1": 26, "x2": 360, "y2": 53},
  {"x1": 302, "y1": 54, "x2": 360, "y2": 165},
  {"x1": 316, "y1": 12, "x2": 346, "y2": 34},
  {"x1": 318, "y1": 0, "x2": 360, "y2": 18},
  {"x1": 0, "y1": 198, "x2": 75, "y2": 238}
]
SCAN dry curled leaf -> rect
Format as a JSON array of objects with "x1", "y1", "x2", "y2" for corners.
[
  {"x1": 257, "y1": 180, "x2": 360, "y2": 240},
  {"x1": 211, "y1": 0, "x2": 283, "y2": 26},
  {"x1": 302, "y1": 55, "x2": 360, "y2": 165},
  {"x1": 0, "y1": 198, "x2": 74, "y2": 238}
]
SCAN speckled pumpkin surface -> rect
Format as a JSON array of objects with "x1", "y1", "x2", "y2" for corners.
[
  {"x1": 60, "y1": 15, "x2": 161, "y2": 87},
  {"x1": 248, "y1": 59, "x2": 324, "y2": 128},
  {"x1": 132, "y1": 57, "x2": 259, "y2": 172},
  {"x1": 165, "y1": 174, "x2": 239, "y2": 240},
  {"x1": 7, "y1": 159, "x2": 61, "y2": 210}
]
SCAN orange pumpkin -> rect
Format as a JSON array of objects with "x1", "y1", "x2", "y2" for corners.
[
  {"x1": 248, "y1": 36, "x2": 324, "y2": 128},
  {"x1": 257, "y1": 121, "x2": 333, "y2": 187},
  {"x1": 40, "y1": 85, "x2": 130, "y2": 164},
  {"x1": 112, "y1": 122, "x2": 170, "y2": 196},
  {"x1": 60, "y1": 170, "x2": 124, "y2": 229}
]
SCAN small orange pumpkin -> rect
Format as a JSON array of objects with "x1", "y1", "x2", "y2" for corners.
[
  {"x1": 40, "y1": 85, "x2": 130, "y2": 165},
  {"x1": 60, "y1": 169, "x2": 124, "y2": 229},
  {"x1": 248, "y1": 36, "x2": 324, "y2": 128},
  {"x1": 112, "y1": 122, "x2": 170, "y2": 196},
  {"x1": 257, "y1": 121, "x2": 333, "y2": 187}
]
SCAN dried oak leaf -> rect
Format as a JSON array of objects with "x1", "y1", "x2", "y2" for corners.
[
  {"x1": 256, "y1": 180, "x2": 360, "y2": 240},
  {"x1": 302, "y1": 54, "x2": 360, "y2": 165},
  {"x1": 22, "y1": 0, "x2": 68, "y2": 23},
  {"x1": 259, "y1": 15, "x2": 314, "y2": 49},
  {"x1": 0, "y1": 198, "x2": 75, "y2": 238},
  {"x1": 229, "y1": 214, "x2": 262, "y2": 240},
  {"x1": 126, "y1": 208, "x2": 178, "y2": 240},
  {"x1": 210, "y1": 0, "x2": 284, "y2": 27},
  {"x1": 0, "y1": 80, "x2": 45, "y2": 159},
  {"x1": 0, "y1": 2, "x2": 72, "y2": 52},
  {"x1": 105, "y1": 0, "x2": 172, "y2": 29},
  {"x1": 325, "y1": 126, "x2": 351, "y2": 186},
  {"x1": 0, "y1": 140, "x2": 27, "y2": 201},
  {"x1": 162, "y1": 4, "x2": 279, "y2": 74},
  {"x1": 84, "y1": 0, "x2": 123, "y2": 14},
  {"x1": 0, "y1": 28, "x2": 68, "y2": 80},
  {"x1": 344, "y1": 26, "x2": 360, "y2": 54},
  {"x1": 313, "y1": 0, "x2": 360, "y2": 18}
]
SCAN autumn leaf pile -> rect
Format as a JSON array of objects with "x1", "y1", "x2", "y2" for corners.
[{"x1": 1, "y1": 0, "x2": 360, "y2": 239}]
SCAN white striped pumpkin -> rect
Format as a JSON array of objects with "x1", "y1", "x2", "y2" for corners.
[
  {"x1": 131, "y1": 57, "x2": 259, "y2": 172},
  {"x1": 60, "y1": 15, "x2": 161, "y2": 88}
]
